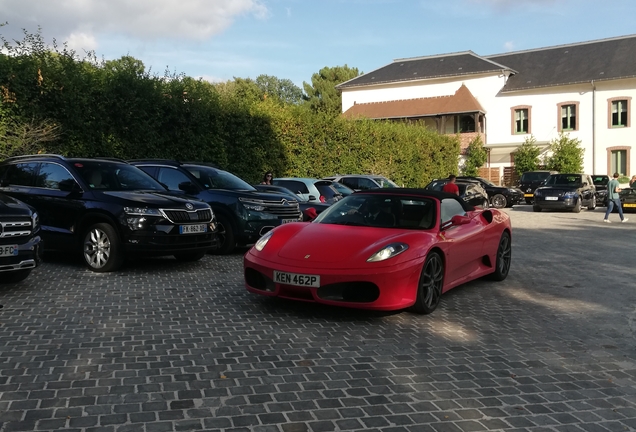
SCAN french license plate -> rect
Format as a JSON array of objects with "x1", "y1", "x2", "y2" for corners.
[
  {"x1": 545, "y1": 196, "x2": 558, "y2": 201},
  {"x1": 281, "y1": 219, "x2": 297, "y2": 224},
  {"x1": 524, "y1": 194, "x2": 533, "y2": 198},
  {"x1": 0, "y1": 244, "x2": 19, "y2": 257},
  {"x1": 624, "y1": 203, "x2": 636, "y2": 208},
  {"x1": 273, "y1": 271, "x2": 320, "y2": 287},
  {"x1": 179, "y1": 224, "x2": 207, "y2": 234}
]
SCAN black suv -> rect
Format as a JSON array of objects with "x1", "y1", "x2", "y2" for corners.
[
  {"x1": 129, "y1": 160, "x2": 302, "y2": 254},
  {"x1": 533, "y1": 173, "x2": 596, "y2": 213},
  {"x1": 0, "y1": 192, "x2": 42, "y2": 283},
  {"x1": 456, "y1": 176, "x2": 524, "y2": 208},
  {"x1": 517, "y1": 170, "x2": 559, "y2": 204},
  {"x1": 591, "y1": 175, "x2": 610, "y2": 206},
  {"x1": 0, "y1": 155, "x2": 217, "y2": 272},
  {"x1": 424, "y1": 178, "x2": 490, "y2": 208}
]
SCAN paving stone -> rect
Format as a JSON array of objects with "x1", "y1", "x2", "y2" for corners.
[{"x1": 0, "y1": 209, "x2": 634, "y2": 432}]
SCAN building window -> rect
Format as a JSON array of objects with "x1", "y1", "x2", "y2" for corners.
[
  {"x1": 511, "y1": 106, "x2": 531, "y2": 135},
  {"x1": 561, "y1": 105, "x2": 575, "y2": 130},
  {"x1": 611, "y1": 150, "x2": 627, "y2": 175},
  {"x1": 608, "y1": 97, "x2": 631, "y2": 128},
  {"x1": 607, "y1": 146, "x2": 631, "y2": 177},
  {"x1": 459, "y1": 115, "x2": 475, "y2": 133}
]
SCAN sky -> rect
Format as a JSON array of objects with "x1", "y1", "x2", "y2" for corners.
[{"x1": 1, "y1": 0, "x2": 635, "y2": 89}]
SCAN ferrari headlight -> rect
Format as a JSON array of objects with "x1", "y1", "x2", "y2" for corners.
[
  {"x1": 124, "y1": 207, "x2": 162, "y2": 216},
  {"x1": 367, "y1": 243, "x2": 409, "y2": 262},
  {"x1": 254, "y1": 230, "x2": 274, "y2": 251}
]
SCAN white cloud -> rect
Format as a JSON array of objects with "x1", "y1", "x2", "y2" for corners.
[
  {"x1": 66, "y1": 32, "x2": 99, "y2": 52},
  {"x1": 504, "y1": 41, "x2": 515, "y2": 51},
  {"x1": 0, "y1": 0, "x2": 269, "y2": 46}
]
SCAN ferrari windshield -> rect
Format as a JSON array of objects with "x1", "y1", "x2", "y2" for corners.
[
  {"x1": 73, "y1": 161, "x2": 166, "y2": 191},
  {"x1": 314, "y1": 194, "x2": 436, "y2": 229}
]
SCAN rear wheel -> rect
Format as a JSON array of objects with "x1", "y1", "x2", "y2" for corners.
[
  {"x1": 212, "y1": 214, "x2": 236, "y2": 255},
  {"x1": 174, "y1": 250, "x2": 206, "y2": 262},
  {"x1": 491, "y1": 194, "x2": 507, "y2": 209},
  {"x1": 490, "y1": 231, "x2": 511, "y2": 281},
  {"x1": 410, "y1": 252, "x2": 444, "y2": 315},
  {"x1": 0, "y1": 269, "x2": 32, "y2": 284},
  {"x1": 481, "y1": 199, "x2": 489, "y2": 209},
  {"x1": 533, "y1": 205, "x2": 542, "y2": 212},
  {"x1": 82, "y1": 223, "x2": 124, "y2": 272}
]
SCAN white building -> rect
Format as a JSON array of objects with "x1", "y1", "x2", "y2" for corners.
[{"x1": 337, "y1": 35, "x2": 636, "y2": 185}]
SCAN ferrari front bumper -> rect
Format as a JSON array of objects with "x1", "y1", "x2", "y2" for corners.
[{"x1": 243, "y1": 252, "x2": 424, "y2": 311}]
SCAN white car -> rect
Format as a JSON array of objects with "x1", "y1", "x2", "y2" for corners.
[{"x1": 322, "y1": 174, "x2": 400, "y2": 191}]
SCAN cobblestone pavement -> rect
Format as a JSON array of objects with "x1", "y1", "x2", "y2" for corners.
[{"x1": 0, "y1": 205, "x2": 635, "y2": 432}]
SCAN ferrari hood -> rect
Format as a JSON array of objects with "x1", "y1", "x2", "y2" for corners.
[{"x1": 275, "y1": 223, "x2": 421, "y2": 264}]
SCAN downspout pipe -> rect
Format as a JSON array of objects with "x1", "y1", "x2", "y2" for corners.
[{"x1": 591, "y1": 80, "x2": 596, "y2": 174}]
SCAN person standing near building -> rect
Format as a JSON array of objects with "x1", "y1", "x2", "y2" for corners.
[
  {"x1": 442, "y1": 175, "x2": 460, "y2": 196},
  {"x1": 629, "y1": 175, "x2": 636, "y2": 189},
  {"x1": 603, "y1": 172, "x2": 628, "y2": 223}
]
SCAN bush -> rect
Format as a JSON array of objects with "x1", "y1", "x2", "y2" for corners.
[
  {"x1": 545, "y1": 133, "x2": 584, "y2": 173},
  {"x1": 461, "y1": 135, "x2": 487, "y2": 177},
  {"x1": 513, "y1": 135, "x2": 541, "y2": 175}
]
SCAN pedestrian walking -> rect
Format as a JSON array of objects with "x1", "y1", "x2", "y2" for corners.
[
  {"x1": 261, "y1": 171, "x2": 273, "y2": 185},
  {"x1": 603, "y1": 172, "x2": 628, "y2": 223}
]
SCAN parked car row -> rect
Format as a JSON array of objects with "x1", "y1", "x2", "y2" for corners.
[{"x1": 0, "y1": 155, "x2": 327, "y2": 280}]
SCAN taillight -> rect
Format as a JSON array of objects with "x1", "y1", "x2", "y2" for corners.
[{"x1": 320, "y1": 196, "x2": 326, "y2": 203}]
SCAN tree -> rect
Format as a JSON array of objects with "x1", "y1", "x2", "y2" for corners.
[
  {"x1": 513, "y1": 135, "x2": 542, "y2": 175},
  {"x1": 545, "y1": 133, "x2": 584, "y2": 173},
  {"x1": 0, "y1": 104, "x2": 60, "y2": 157},
  {"x1": 462, "y1": 135, "x2": 487, "y2": 177},
  {"x1": 302, "y1": 65, "x2": 360, "y2": 115},
  {"x1": 255, "y1": 75, "x2": 303, "y2": 105}
]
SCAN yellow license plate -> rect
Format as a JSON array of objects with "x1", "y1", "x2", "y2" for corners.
[
  {"x1": 524, "y1": 194, "x2": 533, "y2": 197},
  {"x1": 624, "y1": 203, "x2": 636, "y2": 208}
]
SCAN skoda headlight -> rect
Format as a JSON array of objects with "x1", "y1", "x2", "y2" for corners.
[
  {"x1": 239, "y1": 198, "x2": 266, "y2": 212},
  {"x1": 367, "y1": 243, "x2": 409, "y2": 262},
  {"x1": 563, "y1": 191, "x2": 577, "y2": 198},
  {"x1": 124, "y1": 207, "x2": 162, "y2": 216},
  {"x1": 124, "y1": 207, "x2": 161, "y2": 231},
  {"x1": 254, "y1": 230, "x2": 274, "y2": 251}
]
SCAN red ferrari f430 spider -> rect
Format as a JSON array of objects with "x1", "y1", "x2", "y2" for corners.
[{"x1": 244, "y1": 189, "x2": 511, "y2": 314}]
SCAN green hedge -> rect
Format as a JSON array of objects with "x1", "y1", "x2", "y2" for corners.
[{"x1": 0, "y1": 41, "x2": 460, "y2": 187}]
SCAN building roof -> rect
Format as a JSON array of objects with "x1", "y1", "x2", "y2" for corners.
[
  {"x1": 342, "y1": 84, "x2": 485, "y2": 119},
  {"x1": 337, "y1": 34, "x2": 636, "y2": 93},
  {"x1": 487, "y1": 34, "x2": 636, "y2": 92},
  {"x1": 337, "y1": 51, "x2": 513, "y2": 89}
]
